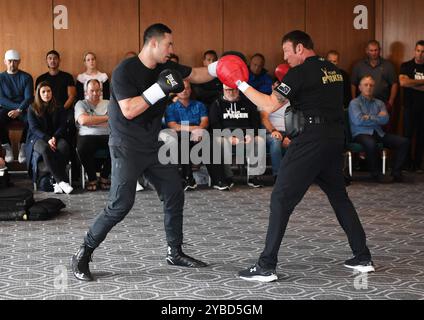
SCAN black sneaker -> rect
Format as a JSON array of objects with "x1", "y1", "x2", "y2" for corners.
[
  {"x1": 247, "y1": 177, "x2": 263, "y2": 188},
  {"x1": 213, "y1": 180, "x2": 230, "y2": 191},
  {"x1": 166, "y1": 246, "x2": 207, "y2": 268},
  {"x1": 238, "y1": 263, "x2": 278, "y2": 282},
  {"x1": 344, "y1": 257, "x2": 375, "y2": 273},
  {"x1": 392, "y1": 174, "x2": 404, "y2": 183},
  {"x1": 184, "y1": 177, "x2": 197, "y2": 191},
  {"x1": 370, "y1": 173, "x2": 384, "y2": 183}
]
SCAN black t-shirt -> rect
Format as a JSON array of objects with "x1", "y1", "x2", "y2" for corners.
[
  {"x1": 208, "y1": 95, "x2": 260, "y2": 136},
  {"x1": 340, "y1": 69, "x2": 352, "y2": 108},
  {"x1": 192, "y1": 78, "x2": 223, "y2": 107},
  {"x1": 400, "y1": 59, "x2": 424, "y2": 109},
  {"x1": 35, "y1": 71, "x2": 75, "y2": 107},
  {"x1": 275, "y1": 56, "x2": 344, "y2": 140},
  {"x1": 109, "y1": 57, "x2": 192, "y2": 152}
]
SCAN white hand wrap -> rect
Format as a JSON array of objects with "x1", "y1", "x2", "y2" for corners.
[
  {"x1": 142, "y1": 83, "x2": 166, "y2": 106},
  {"x1": 236, "y1": 80, "x2": 251, "y2": 93},
  {"x1": 207, "y1": 61, "x2": 218, "y2": 78}
]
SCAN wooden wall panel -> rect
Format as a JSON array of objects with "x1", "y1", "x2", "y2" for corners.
[
  {"x1": 53, "y1": 0, "x2": 139, "y2": 78},
  {"x1": 382, "y1": 0, "x2": 424, "y2": 71},
  {"x1": 1, "y1": 0, "x2": 422, "y2": 82},
  {"x1": 380, "y1": 0, "x2": 424, "y2": 132},
  {"x1": 0, "y1": 0, "x2": 53, "y2": 80},
  {"x1": 223, "y1": 0, "x2": 305, "y2": 73},
  {"x1": 306, "y1": 0, "x2": 375, "y2": 73},
  {"x1": 140, "y1": 0, "x2": 223, "y2": 67}
]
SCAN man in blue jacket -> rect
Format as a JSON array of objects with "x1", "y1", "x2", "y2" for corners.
[
  {"x1": 348, "y1": 75, "x2": 409, "y2": 182},
  {"x1": 0, "y1": 49, "x2": 34, "y2": 164},
  {"x1": 248, "y1": 53, "x2": 273, "y2": 94}
]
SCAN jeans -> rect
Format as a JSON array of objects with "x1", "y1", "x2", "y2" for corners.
[
  {"x1": 33, "y1": 138, "x2": 70, "y2": 183},
  {"x1": 354, "y1": 132, "x2": 409, "y2": 176},
  {"x1": 77, "y1": 135, "x2": 111, "y2": 182},
  {"x1": 266, "y1": 133, "x2": 287, "y2": 177}
]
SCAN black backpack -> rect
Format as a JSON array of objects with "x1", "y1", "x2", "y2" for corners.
[
  {"x1": 0, "y1": 168, "x2": 10, "y2": 189},
  {"x1": 0, "y1": 187, "x2": 34, "y2": 221},
  {"x1": 27, "y1": 198, "x2": 66, "y2": 221}
]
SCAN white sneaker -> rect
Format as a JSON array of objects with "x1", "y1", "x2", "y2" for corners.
[
  {"x1": 53, "y1": 183, "x2": 64, "y2": 194},
  {"x1": 58, "y1": 181, "x2": 73, "y2": 194},
  {"x1": 18, "y1": 143, "x2": 26, "y2": 164},
  {"x1": 2, "y1": 143, "x2": 14, "y2": 163},
  {"x1": 136, "y1": 181, "x2": 144, "y2": 192}
]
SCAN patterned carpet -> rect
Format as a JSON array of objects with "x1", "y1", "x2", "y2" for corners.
[{"x1": 0, "y1": 172, "x2": 423, "y2": 300}]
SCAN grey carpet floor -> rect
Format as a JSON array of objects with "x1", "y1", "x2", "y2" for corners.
[{"x1": 0, "y1": 173, "x2": 423, "y2": 300}]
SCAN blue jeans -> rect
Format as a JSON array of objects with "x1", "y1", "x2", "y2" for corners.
[
  {"x1": 266, "y1": 133, "x2": 287, "y2": 176},
  {"x1": 354, "y1": 132, "x2": 409, "y2": 176}
]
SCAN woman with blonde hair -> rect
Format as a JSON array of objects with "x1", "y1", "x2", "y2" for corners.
[{"x1": 76, "y1": 52, "x2": 109, "y2": 101}]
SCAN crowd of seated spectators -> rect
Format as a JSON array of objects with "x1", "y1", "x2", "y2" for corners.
[{"x1": 2, "y1": 39, "x2": 423, "y2": 193}]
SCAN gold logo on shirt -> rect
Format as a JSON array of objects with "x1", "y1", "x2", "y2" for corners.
[{"x1": 321, "y1": 68, "x2": 343, "y2": 84}]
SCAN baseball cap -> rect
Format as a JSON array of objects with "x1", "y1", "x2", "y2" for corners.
[{"x1": 4, "y1": 49, "x2": 20, "y2": 60}]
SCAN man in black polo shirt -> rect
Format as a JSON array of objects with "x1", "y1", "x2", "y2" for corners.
[
  {"x1": 351, "y1": 40, "x2": 398, "y2": 129},
  {"x1": 228, "y1": 30, "x2": 374, "y2": 282},
  {"x1": 399, "y1": 40, "x2": 424, "y2": 172},
  {"x1": 72, "y1": 23, "x2": 217, "y2": 281}
]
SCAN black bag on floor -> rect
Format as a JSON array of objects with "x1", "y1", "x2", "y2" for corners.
[
  {"x1": 0, "y1": 168, "x2": 10, "y2": 189},
  {"x1": 27, "y1": 198, "x2": 66, "y2": 221},
  {"x1": 0, "y1": 187, "x2": 34, "y2": 221}
]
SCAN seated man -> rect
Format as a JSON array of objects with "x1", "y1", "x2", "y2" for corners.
[
  {"x1": 348, "y1": 75, "x2": 409, "y2": 182},
  {"x1": 248, "y1": 53, "x2": 273, "y2": 94},
  {"x1": 36, "y1": 50, "x2": 77, "y2": 144},
  {"x1": 165, "y1": 80, "x2": 209, "y2": 191},
  {"x1": 75, "y1": 79, "x2": 110, "y2": 191},
  {"x1": 0, "y1": 49, "x2": 34, "y2": 163},
  {"x1": 208, "y1": 84, "x2": 265, "y2": 189},
  {"x1": 191, "y1": 50, "x2": 223, "y2": 107}
]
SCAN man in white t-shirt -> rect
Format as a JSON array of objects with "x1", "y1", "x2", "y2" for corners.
[{"x1": 74, "y1": 79, "x2": 110, "y2": 191}]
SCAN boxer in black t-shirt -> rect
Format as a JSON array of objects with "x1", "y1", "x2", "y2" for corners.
[{"x1": 72, "y1": 23, "x2": 218, "y2": 281}]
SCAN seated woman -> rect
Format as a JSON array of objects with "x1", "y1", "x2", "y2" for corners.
[
  {"x1": 25, "y1": 81, "x2": 73, "y2": 194},
  {"x1": 76, "y1": 52, "x2": 109, "y2": 101},
  {"x1": 75, "y1": 79, "x2": 110, "y2": 191}
]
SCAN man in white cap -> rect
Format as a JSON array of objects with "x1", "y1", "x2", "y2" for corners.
[{"x1": 0, "y1": 49, "x2": 34, "y2": 163}]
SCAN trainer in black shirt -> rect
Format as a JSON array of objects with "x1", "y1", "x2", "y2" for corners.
[{"x1": 234, "y1": 30, "x2": 375, "y2": 282}]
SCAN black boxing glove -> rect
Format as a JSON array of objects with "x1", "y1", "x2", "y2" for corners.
[{"x1": 142, "y1": 69, "x2": 184, "y2": 106}]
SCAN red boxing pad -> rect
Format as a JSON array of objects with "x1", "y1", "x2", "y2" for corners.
[
  {"x1": 275, "y1": 63, "x2": 290, "y2": 82},
  {"x1": 216, "y1": 55, "x2": 249, "y2": 89}
]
